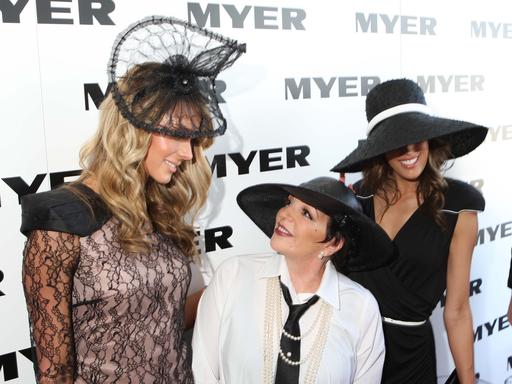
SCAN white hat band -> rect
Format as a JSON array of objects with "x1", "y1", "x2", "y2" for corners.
[{"x1": 367, "y1": 103, "x2": 431, "y2": 136}]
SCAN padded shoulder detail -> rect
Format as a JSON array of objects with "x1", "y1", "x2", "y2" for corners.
[
  {"x1": 353, "y1": 179, "x2": 373, "y2": 199},
  {"x1": 443, "y1": 178, "x2": 485, "y2": 213},
  {"x1": 20, "y1": 184, "x2": 111, "y2": 237}
]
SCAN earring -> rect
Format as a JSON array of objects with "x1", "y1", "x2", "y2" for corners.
[{"x1": 317, "y1": 251, "x2": 325, "y2": 260}]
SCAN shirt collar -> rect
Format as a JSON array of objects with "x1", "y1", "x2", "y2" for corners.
[
  {"x1": 313, "y1": 260, "x2": 340, "y2": 310},
  {"x1": 258, "y1": 253, "x2": 340, "y2": 310},
  {"x1": 257, "y1": 252, "x2": 281, "y2": 278}
]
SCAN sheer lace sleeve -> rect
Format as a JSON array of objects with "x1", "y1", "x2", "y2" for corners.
[{"x1": 22, "y1": 230, "x2": 80, "y2": 383}]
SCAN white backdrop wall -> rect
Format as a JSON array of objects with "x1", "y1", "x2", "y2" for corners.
[{"x1": 1, "y1": 1, "x2": 511, "y2": 383}]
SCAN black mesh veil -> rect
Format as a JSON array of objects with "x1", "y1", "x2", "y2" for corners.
[{"x1": 107, "y1": 15, "x2": 246, "y2": 138}]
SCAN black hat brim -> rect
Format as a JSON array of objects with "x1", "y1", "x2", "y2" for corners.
[
  {"x1": 236, "y1": 183, "x2": 396, "y2": 272},
  {"x1": 331, "y1": 112, "x2": 488, "y2": 173}
]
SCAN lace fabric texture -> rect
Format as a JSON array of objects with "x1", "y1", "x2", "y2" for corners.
[{"x1": 22, "y1": 219, "x2": 193, "y2": 383}]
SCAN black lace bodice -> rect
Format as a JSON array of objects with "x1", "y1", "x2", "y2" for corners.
[{"x1": 21, "y1": 186, "x2": 193, "y2": 383}]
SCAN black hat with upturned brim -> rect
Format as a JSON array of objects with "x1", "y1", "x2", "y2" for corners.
[
  {"x1": 330, "y1": 78, "x2": 488, "y2": 173},
  {"x1": 236, "y1": 177, "x2": 395, "y2": 272}
]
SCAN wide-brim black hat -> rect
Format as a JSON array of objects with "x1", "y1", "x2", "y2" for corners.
[
  {"x1": 331, "y1": 78, "x2": 488, "y2": 173},
  {"x1": 236, "y1": 177, "x2": 395, "y2": 272}
]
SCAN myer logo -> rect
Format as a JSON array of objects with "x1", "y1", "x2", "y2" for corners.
[
  {"x1": 1, "y1": 170, "x2": 81, "y2": 206},
  {"x1": 439, "y1": 278, "x2": 482, "y2": 308},
  {"x1": 187, "y1": 2, "x2": 305, "y2": 30},
  {"x1": 471, "y1": 21, "x2": 512, "y2": 39},
  {"x1": 355, "y1": 12, "x2": 436, "y2": 35},
  {"x1": 0, "y1": 146, "x2": 309, "y2": 206},
  {"x1": 477, "y1": 220, "x2": 512, "y2": 245},
  {"x1": 416, "y1": 75, "x2": 484, "y2": 93},
  {"x1": 0, "y1": 348, "x2": 34, "y2": 382},
  {"x1": 208, "y1": 146, "x2": 310, "y2": 178},
  {"x1": 84, "y1": 81, "x2": 227, "y2": 111},
  {"x1": 0, "y1": 0, "x2": 115, "y2": 24},
  {"x1": 486, "y1": 124, "x2": 512, "y2": 143},
  {"x1": 285, "y1": 76, "x2": 380, "y2": 100},
  {"x1": 473, "y1": 313, "x2": 509, "y2": 341},
  {"x1": 195, "y1": 226, "x2": 233, "y2": 253},
  {"x1": 284, "y1": 75, "x2": 483, "y2": 100}
]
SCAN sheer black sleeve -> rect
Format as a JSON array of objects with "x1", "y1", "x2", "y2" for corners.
[{"x1": 22, "y1": 230, "x2": 80, "y2": 383}]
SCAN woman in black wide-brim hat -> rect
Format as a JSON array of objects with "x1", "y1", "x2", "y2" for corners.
[
  {"x1": 331, "y1": 78, "x2": 487, "y2": 384},
  {"x1": 192, "y1": 176, "x2": 395, "y2": 383}
]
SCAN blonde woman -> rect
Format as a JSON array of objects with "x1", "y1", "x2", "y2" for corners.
[{"x1": 20, "y1": 16, "x2": 244, "y2": 383}]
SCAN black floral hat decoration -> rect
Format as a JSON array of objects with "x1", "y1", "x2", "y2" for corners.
[
  {"x1": 107, "y1": 15, "x2": 246, "y2": 138},
  {"x1": 331, "y1": 78, "x2": 488, "y2": 173}
]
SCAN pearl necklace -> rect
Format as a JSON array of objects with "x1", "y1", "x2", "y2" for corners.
[
  {"x1": 262, "y1": 277, "x2": 332, "y2": 384},
  {"x1": 282, "y1": 301, "x2": 324, "y2": 341}
]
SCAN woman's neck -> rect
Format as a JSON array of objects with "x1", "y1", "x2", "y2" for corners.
[
  {"x1": 390, "y1": 174, "x2": 419, "y2": 197},
  {"x1": 83, "y1": 177, "x2": 99, "y2": 193},
  {"x1": 285, "y1": 256, "x2": 326, "y2": 294}
]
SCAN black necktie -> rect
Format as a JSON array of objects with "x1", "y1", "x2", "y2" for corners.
[{"x1": 275, "y1": 282, "x2": 319, "y2": 384}]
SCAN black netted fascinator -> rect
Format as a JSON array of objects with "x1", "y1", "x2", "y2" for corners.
[{"x1": 108, "y1": 16, "x2": 246, "y2": 138}]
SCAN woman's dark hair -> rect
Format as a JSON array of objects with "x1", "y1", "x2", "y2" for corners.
[
  {"x1": 361, "y1": 138, "x2": 452, "y2": 229},
  {"x1": 322, "y1": 214, "x2": 359, "y2": 273}
]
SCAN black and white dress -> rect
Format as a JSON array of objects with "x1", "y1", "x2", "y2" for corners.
[
  {"x1": 21, "y1": 184, "x2": 193, "y2": 383},
  {"x1": 348, "y1": 178, "x2": 484, "y2": 383}
]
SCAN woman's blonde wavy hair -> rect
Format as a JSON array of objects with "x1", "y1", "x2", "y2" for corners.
[
  {"x1": 72, "y1": 64, "x2": 213, "y2": 256},
  {"x1": 361, "y1": 139, "x2": 452, "y2": 229}
]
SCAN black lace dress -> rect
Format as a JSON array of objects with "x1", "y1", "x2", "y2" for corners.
[
  {"x1": 348, "y1": 178, "x2": 485, "y2": 384},
  {"x1": 20, "y1": 184, "x2": 193, "y2": 383}
]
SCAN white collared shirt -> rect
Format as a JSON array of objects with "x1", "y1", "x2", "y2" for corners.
[{"x1": 192, "y1": 253, "x2": 385, "y2": 384}]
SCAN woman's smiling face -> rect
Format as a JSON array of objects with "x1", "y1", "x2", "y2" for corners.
[
  {"x1": 270, "y1": 195, "x2": 331, "y2": 260},
  {"x1": 385, "y1": 141, "x2": 429, "y2": 182}
]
